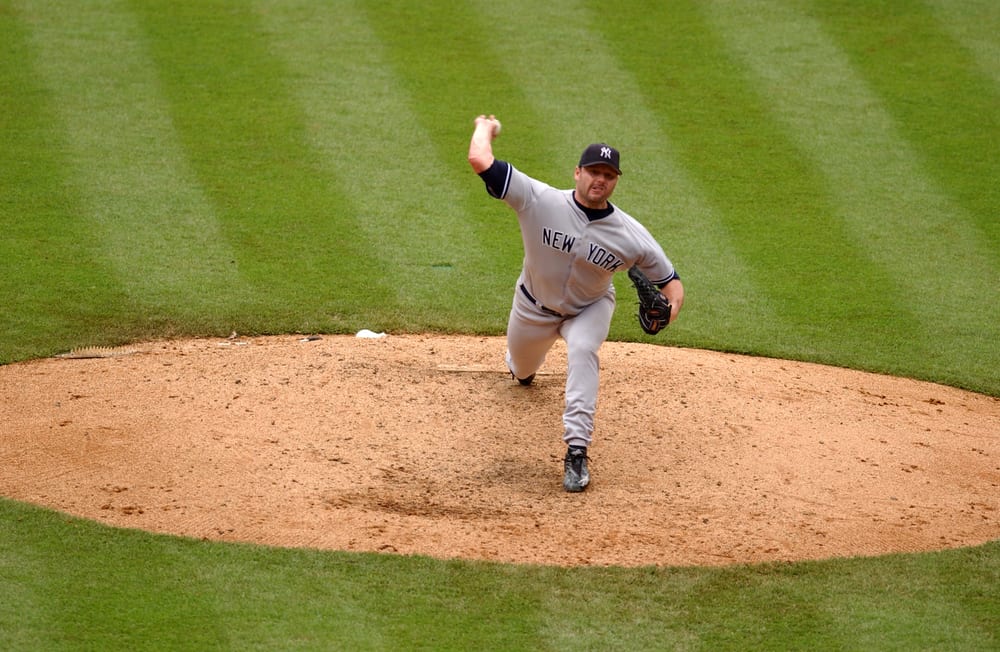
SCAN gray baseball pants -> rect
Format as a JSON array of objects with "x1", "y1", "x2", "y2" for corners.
[{"x1": 505, "y1": 283, "x2": 616, "y2": 448}]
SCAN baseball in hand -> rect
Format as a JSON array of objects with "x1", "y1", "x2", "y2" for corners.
[{"x1": 492, "y1": 119, "x2": 502, "y2": 137}]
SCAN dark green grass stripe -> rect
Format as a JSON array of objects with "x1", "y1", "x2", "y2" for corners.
[
  {"x1": 0, "y1": 7, "x2": 138, "y2": 363},
  {"x1": 589, "y1": 1, "x2": 930, "y2": 368},
  {"x1": 811, "y1": 0, "x2": 1000, "y2": 256},
  {"x1": 127, "y1": 0, "x2": 391, "y2": 329},
  {"x1": 1, "y1": 504, "x2": 230, "y2": 650}
]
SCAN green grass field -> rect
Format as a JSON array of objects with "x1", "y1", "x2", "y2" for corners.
[{"x1": 2, "y1": 0, "x2": 998, "y2": 649}]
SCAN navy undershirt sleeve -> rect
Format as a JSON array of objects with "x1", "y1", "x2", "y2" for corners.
[
  {"x1": 658, "y1": 270, "x2": 680, "y2": 289},
  {"x1": 477, "y1": 159, "x2": 512, "y2": 199}
]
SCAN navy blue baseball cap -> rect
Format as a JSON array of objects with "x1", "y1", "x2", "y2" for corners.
[{"x1": 578, "y1": 143, "x2": 622, "y2": 175}]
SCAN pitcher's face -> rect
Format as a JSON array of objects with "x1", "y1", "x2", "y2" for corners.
[{"x1": 574, "y1": 164, "x2": 619, "y2": 209}]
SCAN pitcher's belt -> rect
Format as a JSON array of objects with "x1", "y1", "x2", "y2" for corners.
[{"x1": 520, "y1": 284, "x2": 564, "y2": 318}]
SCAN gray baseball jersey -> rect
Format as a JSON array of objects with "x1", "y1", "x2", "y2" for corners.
[
  {"x1": 488, "y1": 161, "x2": 676, "y2": 315},
  {"x1": 480, "y1": 159, "x2": 678, "y2": 449}
]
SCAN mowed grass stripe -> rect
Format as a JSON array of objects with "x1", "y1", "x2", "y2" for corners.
[
  {"x1": 3, "y1": 497, "x2": 998, "y2": 650},
  {"x1": 926, "y1": 0, "x2": 1000, "y2": 87},
  {"x1": 11, "y1": 515, "x2": 229, "y2": 649},
  {"x1": 819, "y1": 551, "x2": 999, "y2": 649},
  {"x1": 0, "y1": 507, "x2": 62, "y2": 648},
  {"x1": 1, "y1": 499, "x2": 550, "y2": 650},
  {"x1": 256, "y1": 0, "x2": 507, "y2": 330},
  {"x1": 589, "y1": 1, "x2": 922, "y2": 365},
  {"x1": 1, "y1": 3, "x2": 155, "y2": 362},
  {"x1": 16, "y1": 0, "x2": 244, "y2": 315},
  {"x1": 128, "y1": 1, "x2": 390, "y2": 330},
  {"x1": 814, "y1": 0, "x2": 1000, "y2": 254},
  {"x1": 355, "y1": 1, "x2": 543, "y2": 327},
  {"x1": 465, "y1": 0, "x2": 773, "y2": 349},
  {"x1": 703, "y1": 0, "x2": 1000, "y2": 388}
]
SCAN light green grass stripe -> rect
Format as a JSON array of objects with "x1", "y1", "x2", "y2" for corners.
[
  {"x1": 17, "y1": 0, "x2": 242, "y2": 308},
  {"x1": 926, "y1": 0, "x2": 1000, "y2": 86},
  {"x1": 468, "y1": 0, "x2": 775, "y2": 346},
  {"x1": 703, "y1": 0, "x2": 1000, "y2": 381},
  {"x1": 254, "y1": 0, "x2": 499, "y2": 320},
  {"x1": 0, "y1": 544, "x2": 50, "y2": 650}
]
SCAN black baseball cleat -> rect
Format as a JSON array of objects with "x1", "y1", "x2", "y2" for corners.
[
  {"x1": 563, "y1": 446, "x2": 590, "y2": 492},
  {"x1": 510, "y1": 370, "x2": 535, "y2": 386}
]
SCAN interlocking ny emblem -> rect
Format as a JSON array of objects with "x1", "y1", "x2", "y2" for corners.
[{"x1": 600, "y1": 146, "x2": 613, "y2": 159}]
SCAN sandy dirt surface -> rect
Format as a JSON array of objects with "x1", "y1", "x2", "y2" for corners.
[{"x1": 2, "y1": 334, "x2": 998, "y2": 567}]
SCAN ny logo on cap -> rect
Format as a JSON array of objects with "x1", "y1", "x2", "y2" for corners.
[{"x1": 579, "y1": 142, "x2": 622, "y2": 174}]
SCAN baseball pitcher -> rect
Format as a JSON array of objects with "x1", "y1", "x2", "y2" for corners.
[{"x1": 468, "y1": 114, "x2": 684, "y2": 492}]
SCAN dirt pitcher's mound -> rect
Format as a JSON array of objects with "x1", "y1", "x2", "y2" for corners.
[{"x1": 1, "y1": 334, "x2": 998, "y2": 567}]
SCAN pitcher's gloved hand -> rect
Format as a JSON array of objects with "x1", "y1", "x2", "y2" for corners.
[{"x1": 628, "y1": 265, "x2": 672, "y2": 335}]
